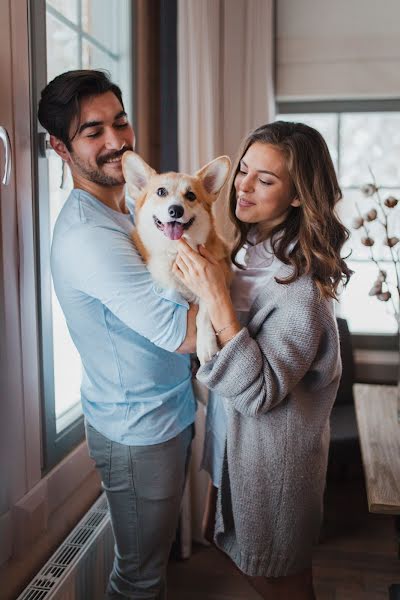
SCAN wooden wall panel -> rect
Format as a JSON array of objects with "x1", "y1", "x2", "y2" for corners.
[{"x1": 135, "y1": 0, "x2": 161, "y2": 170}]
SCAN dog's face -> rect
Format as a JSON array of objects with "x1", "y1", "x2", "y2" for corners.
[{"x1": 122, "y1": 152, "x2": 231, "y2": 249}]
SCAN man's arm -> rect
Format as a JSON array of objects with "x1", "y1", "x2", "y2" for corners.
[
  {"x1": 52, "y1": 224, "x2": 190, "y2": 352},
  {"x1": 176, "y1": 303, "x2": 198, "y2": 354}
]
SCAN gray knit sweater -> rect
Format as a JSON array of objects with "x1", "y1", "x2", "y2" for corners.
[{"x1": 197, "y1": 263, "x2": 341, "y2": 577}]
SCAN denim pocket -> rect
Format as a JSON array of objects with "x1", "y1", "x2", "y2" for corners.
[
  {"x1": 134, "y1": 426, "x2": 192, "y2": 500},
  {"x1": 85, "y1": 421, "x2": 112, "y2": 488}
]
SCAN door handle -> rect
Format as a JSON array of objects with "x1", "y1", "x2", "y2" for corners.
[{"x1": 0, "y1": 126, "x2": 12, "y2": 185}]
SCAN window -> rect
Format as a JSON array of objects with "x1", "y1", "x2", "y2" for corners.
[
  {"x1": 33, "y1": 0, "x2": 134, "y2": 470},
  {"x1": 277, "y1": 103, "x2": 400, "y2": 340}
]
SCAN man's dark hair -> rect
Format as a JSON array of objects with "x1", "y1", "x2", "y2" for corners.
[{"x1": 38, "y1": 70, "x2": 124, "y2": 150}]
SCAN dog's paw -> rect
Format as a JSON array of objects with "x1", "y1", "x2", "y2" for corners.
[
  {"x1": 196, "y1": 331, "x2": 219, "y2": 365},
  {"x1": 192, "y1": 378, "x2": 209, "y2": 406}
]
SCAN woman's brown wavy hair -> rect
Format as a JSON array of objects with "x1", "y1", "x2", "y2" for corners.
[{"x1": 228, "y1": 121, "x2": 352, "y2": 299}]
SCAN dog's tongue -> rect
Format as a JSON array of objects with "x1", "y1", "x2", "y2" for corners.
[{"x1": 164, "y1": 222, "x2": 185, "y2": 240}]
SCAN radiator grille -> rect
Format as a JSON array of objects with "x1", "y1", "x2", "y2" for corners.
[
  {"x1": 51, "y1": 545, "x2": 81, "y2": 567},
  {"x1": 17, "y1": 493, "x2": 112, "y2": 600},
  {"x1": 20, "y1": 591, "x2": 49, "y2": 600},
  {"x1": 32, "y1": 578, "x2": 54, "y2": 590},
  {"x1": 81, "y1": 511, "x2": 105, "y2": 529},
  {"x1": 68, "y1": 527, "x2": 94, "y2": 546}
]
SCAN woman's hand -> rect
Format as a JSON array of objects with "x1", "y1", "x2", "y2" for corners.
[
  {"x1": 173, "y1": 239, "x2": 229, "y2": 304},
  {"x1": 174, "y1": 239, "x2": 242, "y2": 346}
]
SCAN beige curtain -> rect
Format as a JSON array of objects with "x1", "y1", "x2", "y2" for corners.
[
  {"x1": 178, "y1": 0, "x2": 275, "y2": 168},
  {"x1": 177, "y1": 0, "x2": 275, "y2": 556}
]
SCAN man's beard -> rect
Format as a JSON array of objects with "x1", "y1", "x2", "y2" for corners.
[{"x1": 71, "y1": 146, "x2": 133, "y2": 187}]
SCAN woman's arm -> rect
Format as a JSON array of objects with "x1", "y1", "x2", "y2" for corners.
[
  {"x1": 174, "y1": 240, "x2": 338, "y2": 415},
  {"x1": 197, "y1": 299, "x2": 333, "y2": 416}
]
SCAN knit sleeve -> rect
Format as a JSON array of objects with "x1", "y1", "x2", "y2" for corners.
[{"x1": 197, "y1": 291, "x2": 329, "y2": 416}]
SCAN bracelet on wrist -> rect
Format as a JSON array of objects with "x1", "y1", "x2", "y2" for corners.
[{"x1": 214, "y1": 321, "x2": 236, "y2": 337}]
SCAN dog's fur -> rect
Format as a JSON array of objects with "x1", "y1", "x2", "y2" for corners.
[{"x1": 122, "y1": 151, "x2": 231, "y2": 363}]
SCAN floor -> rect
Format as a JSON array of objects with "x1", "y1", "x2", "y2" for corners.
[{"x1": 168, "y1": 462, "x2": 400, "y2": 600}]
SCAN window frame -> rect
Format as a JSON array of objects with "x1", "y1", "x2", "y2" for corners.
[
  {"x1": 30, "y1": 0, "x2": 83, "y2": 473},
  {"x1": 31, "y1": 0, "x2": 136, "y2": 473},
  {"x1": 276, "y1": 98, "x2": 400, "y2": 358}
]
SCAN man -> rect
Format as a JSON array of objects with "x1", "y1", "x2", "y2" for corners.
[{"x1": 38, "y1": 70, "x2": 197, "y2": 599}]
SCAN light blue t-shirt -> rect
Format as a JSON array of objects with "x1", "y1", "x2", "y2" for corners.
[{"x1": 51, "y1": 189, "x2": 196, "y2": 445}]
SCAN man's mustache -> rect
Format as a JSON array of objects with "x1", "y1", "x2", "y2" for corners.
[{"x1": 97, "y1": 146, "x2": 133, "y2": 166}]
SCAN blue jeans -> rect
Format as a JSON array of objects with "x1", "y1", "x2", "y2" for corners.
[{"x1": 85, "y1": 421, "x2": 193, "y2": 599}]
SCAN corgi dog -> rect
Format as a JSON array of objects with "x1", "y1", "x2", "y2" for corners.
[{"x1": 122, "y1": 151, "x2": 231, "y2": 364}]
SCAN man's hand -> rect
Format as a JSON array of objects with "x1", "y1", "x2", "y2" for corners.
[{"x1": 176, "y1": 303, "x2": 198, "y2": 354}]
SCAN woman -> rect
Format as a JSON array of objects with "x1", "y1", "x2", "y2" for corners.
[{"x1": 173, "y1": 121, "x2": 352, "y2": 600}]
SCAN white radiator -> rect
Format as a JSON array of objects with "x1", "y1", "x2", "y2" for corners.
[{"x1": 17, "y1": 494, "x2": 114, "y2": 600}]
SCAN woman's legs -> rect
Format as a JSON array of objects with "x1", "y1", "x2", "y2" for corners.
[{"x1": 245, "y1": 568, "x2": 316, "y2": 600}]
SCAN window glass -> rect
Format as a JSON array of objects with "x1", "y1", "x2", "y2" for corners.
[
  {"x1": 82, "y1": 40, "x2": 116, "y2": 75},
  {"x1": 340, "y1": 261, "x2": 399, "y2": 334},
  {"x1": 46, "y1": 13, "x2": 79, "y2": 81},
  {"x1": 44, "y1": 0, "x2": 132, "y2": 432},
  {"x1": 340, "y1": 113, "x2": 400, "y2": 186},
  {"x1": 47, "y1": 0, "x2": 79, "y2": 25},
  {"x1": 278, "y1": 112, "x2": 400, "y2": 335},
  {"x1": 338, "y1": 188, "x2": 400, "y2": 262},
  {"x1": 277, "y1": 113, "x2": 338, "y2": 171},
  {"x1": 82, "y1": 0, "x2": 119, "y2": 52}
]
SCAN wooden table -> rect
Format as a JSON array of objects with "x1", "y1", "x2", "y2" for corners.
[{"x1": 354, "y1": 384, "x2": 400, "y2": 599}]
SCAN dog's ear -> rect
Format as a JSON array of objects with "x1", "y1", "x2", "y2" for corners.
[
  {"x1": 195, "y1": 156, "x2": 231, "y2": 199},
  {"x1": 122, "y1": 151, "x2": 156, "y2": 197}
]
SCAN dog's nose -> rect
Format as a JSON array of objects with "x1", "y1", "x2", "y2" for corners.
[{"x1": 168, "y1": 205, "x2": 184, "y2": 219}]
